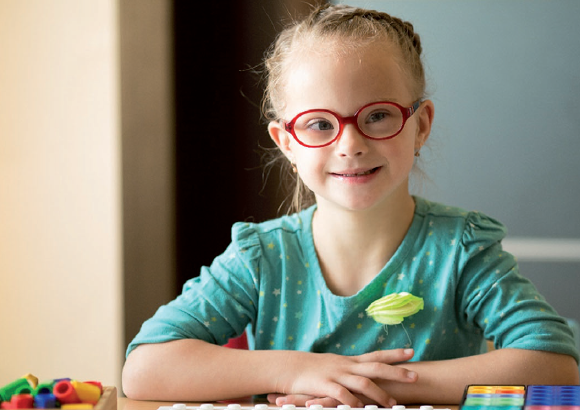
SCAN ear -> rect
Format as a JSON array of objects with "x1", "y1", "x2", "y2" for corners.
[
  {"x1": 414, "y1": 99, "x2": 435, "y2": 151},
  {"x1": 268, "y1": 121, "x2": 294, "y2": 161}
]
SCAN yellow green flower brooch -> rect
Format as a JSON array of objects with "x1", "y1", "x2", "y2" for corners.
[
  {"x1": 366, "y1": 292, "x2": 424, "y2": 346},
  {"x1": 366, "y1": 292, "x2": 424, "y2": 325}
]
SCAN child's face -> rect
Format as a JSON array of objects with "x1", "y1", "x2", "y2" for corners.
[{"x1": 269, "y1": 39, "x2": 433, "y2": 213}]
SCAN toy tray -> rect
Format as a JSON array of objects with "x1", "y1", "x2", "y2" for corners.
[{"x1": 19, "y1": 386, "x2": 117, "y2": 410}]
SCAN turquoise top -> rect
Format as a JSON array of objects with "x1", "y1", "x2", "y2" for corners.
[{"x1": 127, "y1": 197, "x2": 579, "y2": 363}]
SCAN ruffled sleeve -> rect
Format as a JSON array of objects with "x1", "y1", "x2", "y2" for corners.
[
  {"x1": 456, "y1": 211, "x2": 579, "y2": 362},
  {"x1": 125, "y1": 222, "x2": 264, "y2": 357}
]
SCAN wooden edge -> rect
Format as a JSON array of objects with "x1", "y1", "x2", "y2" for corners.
[{"x1": 95, "y1": 387, "x2": 117, "y2": 410}]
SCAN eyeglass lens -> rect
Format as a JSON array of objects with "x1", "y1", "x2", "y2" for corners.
[{"x1": 292, "y1": 103, "x2": 405, "y2": 147}]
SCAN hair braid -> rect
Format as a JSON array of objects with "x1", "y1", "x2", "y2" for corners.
[{"x1": 312, "y1": 5, "x2": 422, "y2": 58}]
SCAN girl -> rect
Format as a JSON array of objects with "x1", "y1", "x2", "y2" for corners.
[{"x1": 122, "y1": 4, "x2": 579, "y2": 407}]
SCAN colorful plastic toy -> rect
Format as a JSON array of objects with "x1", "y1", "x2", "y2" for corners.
[
  {"x1": 70, "y1": 381, "x2": 101, "y2": 405},
  {"x1": 525, "y1": 385, "x2": 580, "y2": 409},
  {"x1": 0, "y1": 394, "x2": 34, "y2": 409},
  {"x1": 460, "y1": 385, "x2": 580, "y2": 410},
  {"x1": 0, "y1": 375, "x2": 102, "y2": 409},
  {"x1": 33, "y1": 393, "x2": 57, "y2": 409},
  {"x1": 33, "y1": 382, "x2": 56, "y2": 397},
  {"x1": 61, "y1": 404, "x2": 95, "y2": 410},
  {"x1": 53, "y1": 381, "x2": 80, "y2": 404},
  {"x1": 0, "y1": 378, "x2": 34, "y2": 402},
  {"x1": 22, "y1": 376, "x2": 38, "y2": 390}
]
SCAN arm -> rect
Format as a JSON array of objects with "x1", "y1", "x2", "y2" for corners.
[
  {"x1": 385, "y1": 349, "x2": 579, "y2": 404},
  {"x1": 122, "y1": 339, "x2": 418, "y2": 407},
  {"x1": 276, "y1": 349, "x2": 579, "y2": 407}
]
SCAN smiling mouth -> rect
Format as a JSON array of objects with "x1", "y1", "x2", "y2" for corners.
[{"x1": 333, "y1": 167, "x2": 381, "y2": 177}]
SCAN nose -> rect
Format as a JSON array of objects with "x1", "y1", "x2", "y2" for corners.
[{"x1": 335, "y1": 123, "x2": 368, "y2": 157}]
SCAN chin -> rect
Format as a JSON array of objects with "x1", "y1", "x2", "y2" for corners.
[{"x1": 322, "y1": 196, "x2": 384, "y2": 213}]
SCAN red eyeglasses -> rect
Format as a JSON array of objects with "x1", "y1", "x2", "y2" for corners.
[{"x1": 284, "y1": 100, "x2": 421, "y2": 148}]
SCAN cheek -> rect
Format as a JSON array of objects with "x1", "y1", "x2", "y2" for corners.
[
  {"x1": 290, "y1": 141, "x2": 321, "y2": 165},
  {"x1": 378, "y1": 134, "x2": 416, "y2": 159},
  {"x1": 294, "y1": 151, "x2": 324, "y2": 174},
  {"x1": 292, "y1": 149, "x2": 329, "y2": 188},
  {"x1": 398, "y1": 127, "x2": 421, "y2": 154}
]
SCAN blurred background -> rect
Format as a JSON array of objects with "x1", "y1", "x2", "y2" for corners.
[
  {"x1": 1, "y1": 0, "x2": 578, "y2": 393},
  {"x1": 0, "y1": 0, "x2": 316, "y2": 391}
]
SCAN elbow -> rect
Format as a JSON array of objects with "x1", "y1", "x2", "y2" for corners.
[
  {"x1": 491, "y1": 349, "x2": 579, "y2": 386},
  {"x1": 121, "y1": 359, "x2": 144, "y2": 399},
  {"x1": 122, "y1": 349, "x2": 155, "y2": 400},
  {"x1": 563, "y1": 358, "x2": 580, "y2": 385},
  {"x1": 539, "y1": 352, "x2": 579, "y2": 385}
]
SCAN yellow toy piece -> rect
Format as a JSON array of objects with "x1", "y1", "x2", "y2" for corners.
[
  {"x1": 61, "y1": 403, "x2": 94, "y2": 410},
  {"x1": 22, "y1": 374, "x2": 39, "y2": 389},
  {"x1": 71, "y1": 381, "x2": 102, "y2": 404}
]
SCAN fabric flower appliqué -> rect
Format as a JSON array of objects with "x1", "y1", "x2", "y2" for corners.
[
  {"x1": 366, "y1": 292, "x2": 424, "y2": 347},
  {"x1": 366, "y1": 292, "x2": 424, "y2": 325}
]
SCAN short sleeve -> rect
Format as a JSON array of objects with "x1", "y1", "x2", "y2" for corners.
[
  {"x1": 456, "y1": 211, "x2": 579, "y2": 363},
  {"x1": 125, "y1": 222, "x2": 264, "y2": 357}
]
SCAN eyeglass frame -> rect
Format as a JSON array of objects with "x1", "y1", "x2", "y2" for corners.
[{"x1": 283, "y1": 100, "x2": 422, "y2": 148}]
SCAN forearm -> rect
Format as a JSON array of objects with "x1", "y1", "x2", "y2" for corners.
[
  {"x1": 122, "y1": 339, "x2": 292, "y2": 401},
  {"x1": 383, "y1": 349, "x2": 580, "y2": 404},
  {"x1": 122, "y1": 340, "x2": 420, "y2": 406}
]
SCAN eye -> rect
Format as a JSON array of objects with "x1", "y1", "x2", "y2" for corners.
[
  {"x1": 308, "y1": 119, "x2": 335, "y2": 131},
  {"x1": 366, "y1": 110, "x2": 392, "y2": 124}
]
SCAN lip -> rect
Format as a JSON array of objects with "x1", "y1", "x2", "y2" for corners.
[{"x1": 330, "y1": 166, "x2": 382, "y2": 181}]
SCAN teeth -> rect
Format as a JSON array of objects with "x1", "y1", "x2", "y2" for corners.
[{"x1": 340, "y1": 169, "x2": 374, "y2": 177}]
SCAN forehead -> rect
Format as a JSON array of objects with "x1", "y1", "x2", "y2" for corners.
[{"x1": 282, "y1": 38, "x2": 413, "y2": 116}]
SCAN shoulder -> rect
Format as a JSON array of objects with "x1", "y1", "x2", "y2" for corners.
[
  {"x1": 229, "y1": 206, "x2": 315, "y2": 259},
  {"x1": 414, "y1": 196, "x2": 507, "y2": 247}
]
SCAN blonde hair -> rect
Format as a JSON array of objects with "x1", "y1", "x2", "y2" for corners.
[{"x1": 262, "y1": 3, "x2": 426, "y2": 214}]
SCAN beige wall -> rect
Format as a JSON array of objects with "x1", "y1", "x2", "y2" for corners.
[{"x1": 0, "y1": 0, "x2": 122, "y2": 389}]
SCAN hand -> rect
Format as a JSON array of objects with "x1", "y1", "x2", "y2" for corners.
[{"x1": 272, "y1": 348, "x2": 418, "y2": 408}]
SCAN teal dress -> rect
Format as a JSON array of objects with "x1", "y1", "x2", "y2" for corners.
[{"x1": 127, "y1": 197, "x2": 579, "y2": 363}]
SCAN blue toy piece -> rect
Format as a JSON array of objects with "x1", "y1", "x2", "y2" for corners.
[
  {"x1": 33, "y1": 381, "x2": 56, "y2": 396},
  {"x1": 526, "y1": 385, "x2": 580, "y2": 407},
  {"x1": 34, "y1": 393, "x2": 57, "y2": 409}
]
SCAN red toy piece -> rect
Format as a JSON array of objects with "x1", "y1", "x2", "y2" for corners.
[
  {"x1": 1, "y1": 394, "x2": 34, "y2": 409},
  {"x1": 53, "y1": 380, "x2": 80, "y2": 404}
]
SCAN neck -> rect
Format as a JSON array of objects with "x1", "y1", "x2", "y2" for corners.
[
  {"x1": 311, "y1": 192, "x2": 416, "y2": 295},
  {"x1": 314, "y1": 193, "x2": 415, "y2": 246}
]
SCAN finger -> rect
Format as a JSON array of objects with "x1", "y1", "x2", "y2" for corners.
[
  {"x1": 358, "y1": 348, "x2": 415, "y2": 364},
  {"x1": 273, "y1": 394, "x2": 317, "y2": 407},
  {"x1": 351, "y1": 361, "x2": 418, "y2": 384},
  {"x1": 318, "y1": 382, "x2": 366, "y2": 408},
  {"x1": 305, "y1": 397, "x2": 344, "y2": 408},
  {"x1": 268, "y1": 378, "x2": 364, "y2": 407},
  {"x1": 337, "y1": 374, "x2": 397, "y2": 408},
  {"x1": 266, "y1": 393, "x2": 284, "y2": 404}
]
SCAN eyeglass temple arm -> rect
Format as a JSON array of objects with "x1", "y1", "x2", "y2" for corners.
[{"x1": 407, "y1": 100, "x2": 422, "y2": 117}]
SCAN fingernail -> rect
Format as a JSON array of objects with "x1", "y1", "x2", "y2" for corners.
[
  {"x1": 404, "y1": 348, "x2": 414, "y2": 355},
  {"x1": 389, "y1": 398, "x2": 397, "y2": 407},
  {"x1": 407, "y1": 371, "x2": 417, "y2": 380}
]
